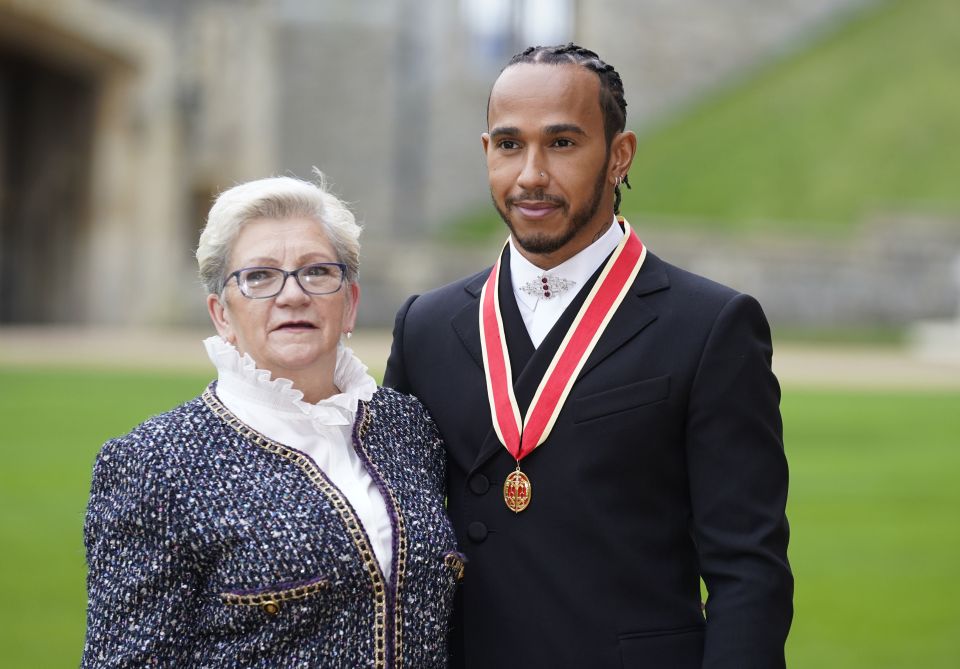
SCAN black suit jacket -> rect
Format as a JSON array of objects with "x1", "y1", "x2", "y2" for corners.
[{"x1": 384, "y1": 249, "x2": 792, "y2": 668}]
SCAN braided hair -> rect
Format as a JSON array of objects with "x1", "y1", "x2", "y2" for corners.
[{"x1": 502, "y1": 43, "x2": 632, "y2": 213}]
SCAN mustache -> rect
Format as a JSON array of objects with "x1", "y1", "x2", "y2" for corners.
[{"x1": 505, "y1": 190, "x2": 566, "y2": 207}]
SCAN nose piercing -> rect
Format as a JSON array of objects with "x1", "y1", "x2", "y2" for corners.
[{"x1": 539, "y1": 171, "x2": 545, "y2": 178}]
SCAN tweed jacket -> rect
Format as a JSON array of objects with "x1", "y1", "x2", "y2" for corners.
[{"x1": 82, "y1": 383, "x2": 462, "y2": 669}]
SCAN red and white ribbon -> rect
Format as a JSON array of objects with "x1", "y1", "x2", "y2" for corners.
[{"x1": 479, "y1": 220, "x2": 647, "y2": 461}]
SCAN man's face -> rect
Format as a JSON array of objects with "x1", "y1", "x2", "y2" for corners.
[{"x1": 482, "y1": 63, "x2": 613, "y2": 267}]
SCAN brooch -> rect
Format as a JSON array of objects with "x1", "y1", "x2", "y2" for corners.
[{"x1": 519, "y1": 274, "x2": 576, "y2": 300}]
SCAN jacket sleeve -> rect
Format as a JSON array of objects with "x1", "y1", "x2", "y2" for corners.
[
  {"x1": 81, "y1": 437, "x2": 199, "y2": 668},
  {"x1": 383, "y1": 294, "x2": 419, "y2": 393},
  {"x1": 417, "y1": 400, "x2": 447, "y2": 495},
  {"x1": 685, "y1": 293, "x2": 793, "y2": 668}
]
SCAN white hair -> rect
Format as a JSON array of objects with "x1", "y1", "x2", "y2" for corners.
[{"x1": 196, "y1": 173, "x2": 361, "y2": 295}]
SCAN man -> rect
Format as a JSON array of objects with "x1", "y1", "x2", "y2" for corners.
[{"x1": 385, "y1": 43, "x2": 792, "y2": 668}]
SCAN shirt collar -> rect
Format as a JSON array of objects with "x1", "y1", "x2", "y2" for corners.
[
  {"x1": 509, "y1": 215, "x2": 623, "y2": 310},
  {"x1": 203, "y1": 335, "x2": 377, "y2": 427}
]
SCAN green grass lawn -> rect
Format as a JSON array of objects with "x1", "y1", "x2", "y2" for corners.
[
  {"x1": 0, "y1": 368, "x2": 211, "y2": 667},
  {"x1": 1, "y1": 367, "x2": 958, "y2": 666},
  {"x1": 782, "y1": 390, "x2": 960, "y2": 667},
  {"x1": 448, "y1": 0, "x2": 960, "y2": 240}
]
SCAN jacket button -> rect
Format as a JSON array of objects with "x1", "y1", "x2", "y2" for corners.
[
  {"x1": 467, "y1": 521, "x2": 488, "y2": 543},
  {"x1": 469, "y1": 474, "x2": 490, "y2": 495}
]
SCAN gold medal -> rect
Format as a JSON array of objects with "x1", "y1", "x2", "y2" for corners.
[{"x1": 503, "y1": 467, "x2": 532, "y2": 513}]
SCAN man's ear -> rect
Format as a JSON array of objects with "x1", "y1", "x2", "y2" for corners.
[
  {"x1": 481, "y1": 132, "x2": 491, "y2": 156},
  {"x1": 207, "y1": 293, "x2": 236, "y2": 345},
  {"x1": 609, "y1": 130, "x2": 638, "y2": 184}
]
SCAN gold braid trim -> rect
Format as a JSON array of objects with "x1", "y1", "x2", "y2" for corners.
[
  {"x1": 350, "y1": 401, "x2": 409, "y2": 668},
  {"x1": 444, "y1": 553, "x2": 466, "y2": 582},
  {"x1": 221, "y1": 579, "x2": 329, "y2": 615},
  {"x1": 353, "y1": 409, "x2": 407, "y2": 668}
]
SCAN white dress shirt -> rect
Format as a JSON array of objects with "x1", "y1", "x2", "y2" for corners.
[
  {"x1": 204, "y1": 335, "x2": 394, "y2": 579},
  {"x1": 509, "y1": 216, "x2": 624, "y2": 347}
]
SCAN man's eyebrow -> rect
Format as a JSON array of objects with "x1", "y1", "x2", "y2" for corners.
[
  {"x1": 489, "y1": 126, "x2": 520, "y2": 139},
  {"x1": 544, "y1": 123, "x2": 587, "y2": 136},
  {"x1": 489, "y1": 124, "x2": 588, "y2": 139}
]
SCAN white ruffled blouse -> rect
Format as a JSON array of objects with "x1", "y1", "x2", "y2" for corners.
[{"x1": 203, "y1": 335, "x2": 394, "y2": 578}]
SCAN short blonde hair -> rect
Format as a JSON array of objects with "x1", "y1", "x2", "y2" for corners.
[{"x1": 196, "y1": 173, "x2": 361, "y2": 295}]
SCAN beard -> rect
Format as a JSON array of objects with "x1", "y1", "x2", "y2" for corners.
[{"x1": 492, "y1": 163, "x2": 608, "y2": 256}]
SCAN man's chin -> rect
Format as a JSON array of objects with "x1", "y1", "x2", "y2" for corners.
[
  {"x1": 502, "y1": 208, "x2": 591, "y2": 257},
  {"x1": 512, "y1": 231, "x2": 574, "y2": 256}
]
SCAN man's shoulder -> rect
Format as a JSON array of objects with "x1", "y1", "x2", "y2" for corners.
[
  {"x1": 646, "y1": 251, "x2": 773, "y2": 338},
  {"x1": 649, "y1": 251, "x2": 742, "y2": 303}
]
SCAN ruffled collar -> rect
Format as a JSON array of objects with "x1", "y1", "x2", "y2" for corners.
[{"x1": 203, "y1": 335, "x2": 377, "y2": 427}]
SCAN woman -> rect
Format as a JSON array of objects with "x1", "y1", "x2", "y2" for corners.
[{"x1": 82, "y1": 175, "x2": 463, "y2": 668}]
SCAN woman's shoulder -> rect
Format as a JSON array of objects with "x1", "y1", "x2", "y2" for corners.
[
  {"x1": 362, "y1": 388, "x2": 445, "y2": 480},
  {"x1": 365, "y1": 388, "x2": 440, "y2": 441},
  {"x1": 368, "y1": 385, "x2": 422, "y2": 409},
  {"x1": 95, "y1": 391, "x2": 215, "y2": 472},
  {"x1": 366, "y1": 386, "x2": 434, "y2": 426}
]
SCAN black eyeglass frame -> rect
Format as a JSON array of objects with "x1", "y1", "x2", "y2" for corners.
[{"x1": 226, "y1": 262, "x2": 348, "y2": 299}]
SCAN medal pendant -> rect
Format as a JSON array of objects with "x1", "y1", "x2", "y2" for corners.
[{"x1": 503, "y1": 468, "x2": 532, "y2": 513}]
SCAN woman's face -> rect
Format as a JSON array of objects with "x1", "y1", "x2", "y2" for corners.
[{"x1": 207, "y1": 217, "x2": 358, "y2": 383}]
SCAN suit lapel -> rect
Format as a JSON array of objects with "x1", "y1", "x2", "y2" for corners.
[
  {"x1": 450, "y1": 249, "x2": 537, "y2": 377},
  {"x1": 576, "y1": 252, "x2": 669, "y2": 379},
  {"x1": 445, "y1": 273, "x2": 493, "y2": 474},
  {"x1": 450, "y1": 272, "x2": 488, "y2": 372},
  {"x1": 453, "y1": 252, "x2": 539, "y2": 472}
]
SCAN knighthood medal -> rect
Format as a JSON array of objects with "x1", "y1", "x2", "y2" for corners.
[
  {"x1": 479, "y1": 218, "x2": 647, "y2": 513},
  {"x1": 503, "y1": 465, "x2": 532, "y2": 513}
]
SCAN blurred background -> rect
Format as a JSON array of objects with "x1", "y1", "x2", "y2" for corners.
[{"x1": 1, "y1": 0, "x2": 958, "y2": 666}]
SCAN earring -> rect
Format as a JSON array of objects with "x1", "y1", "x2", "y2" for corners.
[
  {"x1": 345, "y1": 331, "x2": 353, "y2": 340},
  {"x1": 615, "y1": 175, "x2": 622, "y2": 187}
]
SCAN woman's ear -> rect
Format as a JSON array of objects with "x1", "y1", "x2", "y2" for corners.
[
  {"x1": 207, "y1": 293, "x2": 236, "y2": 344},
  {"x1": 343, "y1": 283, "x2": 360, "y2": 335}
]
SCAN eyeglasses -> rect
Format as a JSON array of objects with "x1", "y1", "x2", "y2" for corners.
[{"x1": 227, "y1": 262, "x2": 347, "y2": 299}]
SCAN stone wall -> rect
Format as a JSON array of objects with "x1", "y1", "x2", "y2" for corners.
[
  {"x1": 0, "y1": 0, "x2": 185, "y2": 324},
  {"x1": 643, "y1": 215, "x2": 960, "y2": 328},
  {"x1": 3, "y1": 0, "x2": 908, "y2": 328},
  {"x1": 357, "y1": 214, "x2": 960, "y2": 330}
]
